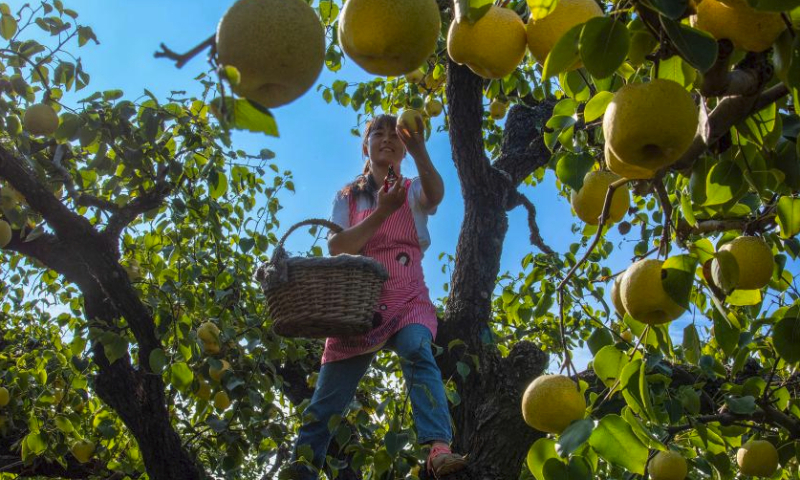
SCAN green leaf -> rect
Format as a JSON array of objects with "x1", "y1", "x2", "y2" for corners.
[
  {"x1": 542, "y1": 458, "x2": 569, "y2": 480},
  {"x1": 584, "y1": 91, "x2": 614, "y2": 123},
  {"x1": 704, "y1": 160, "x2": 744, "y2": 206},
  {"x1": 661, "y1": 18, "x2": 718, "y2": 72},
  {"x1": 641, "y1": 0, "x2": 689, "y2": 19},
  {"x1": 588, "y1": 415, "x2": 648, "y2": 475},
  {"x1": 774, "y1": 308, "x2": 800, "y2": 363},
  {"x1": 0, "y1": 13, "x2": 16, "y2": 40},
  {"x1": 682, "y1": 324, "x2": 701, "y2": 365},
  {"x1": 373, "y1": 448, "x2": 392, "y2": 477},
  {"x1": 662, "y1": 255, "x2": 698, "y2": 308},
  {"x1": 216, "y1": 98, "x2": 280, "y2": 137},
  {"x1": 99, "y1": 331, "x2": 129, "y2": 365},
  {"x1": 528, "y1": 438, "x2": 559, "y2": 480},
  {"x1": 557, "y1": 418, "x2": 595, "y2": 457},
  {"x1": 318, "y1": 0, "x2": 340, "y2": 25},
  {"x1": 528, "y1": 0, "x2": 559, "y2": 20},
  {"x1": 579, "y1": 17, "x2": 630, "y2": 79},
  {"x1": 556, "y1": 152, "x2": 594, "y2": 191},
  {"x1": 712, "y1": 310, "x2": 740, "y2": 357},
  {"x1": 209, "y1": 170, "x2": 229, "y2": 199},
  {"x1": 690, "y1": 238, "x2": 715, "y2": 264},
  {"x1": 681, "y1": 193, "x2": 697, "y2": 227},
  {"x1": 726, "y1": 289, "x2": 762, "y2": 306},
  {"x1": 752, "y1": 0, "x2": 800, "y2": 11},
  {"x1": 587, "y1": 328, "x2": 614, "y2": 356},
  {"x1": 54, "y1": 415, "x2": 74, "y2": 433},
  {"x1": 149, "y1": 348, "x2": 168, "y2": 374},
  {"x1": 168, "y1": 362, "x2": 194, "y2": 390},
  {"x1": 777, "y1": 196, "x2": 800, "y2": 239},
  {"x1": 593, "y1": 345, "x2": 629, "y2": 389},
  {"x1": 25, "y1": 432, "x2": 47, "y2": 455},
  {"x1": 543, "y1": 23, "x2": 584, "y2": 79},
  {"x1": 726, "y1": 395, "x2": 757, "y2": 414}
]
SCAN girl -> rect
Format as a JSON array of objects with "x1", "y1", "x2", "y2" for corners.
[{"x1": 287, "y1": 114, "x2": 467, "y2": 478}]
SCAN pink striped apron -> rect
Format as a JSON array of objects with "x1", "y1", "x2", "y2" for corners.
[{"x1": 321, "y1": 179, "x2": 438, "y2": 364}]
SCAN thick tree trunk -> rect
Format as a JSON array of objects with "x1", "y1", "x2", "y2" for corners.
[
  {"x1": 426, "y1": 57, "x2": 551, "y2": 479},
  {"x1": 85, "y1": 292, "x2": 203, "y2": 480}
]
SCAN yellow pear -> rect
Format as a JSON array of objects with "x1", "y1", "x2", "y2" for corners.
[
  {"x1": 71, "y1": 440, "x2": 96, "y2": 464},
  {"x1": 447, "y1": 6, "x2": 528, "y2": 79},
  {"x1": 424, "y1": 99, "x2": 443, "y2": 117},
  {"x1": 216, "y1": 0, "x2": 325, "y2": 108},
  {"x1": 521, "y1": 375, "x2": 585, "y2": 433},
  {"x1": 649, "y1": 451, "x2": 688, "y2": 480},
  {"x1": 405, "y1": 69, "x2": 425, "y2": 84},
  {"x1": 603, "y1": 79, "x2": 698, "y2": 171},
  {"x1": 620, "y1": 329, "x2": 634, "y2": 342},
  {"x1": 570, "y1": 171, "x2": 630, "y2": 225},
  {"x1": 526, "y1": 0, "x2": 603, "y2": 66},
  {"x1": 489, "y1": 100, "x2": 508, "y2": 120},
  {"x1": 214, "y1": 391, "x2": 231, "y2": 411},
  {"x1": 23, "y1": 103, "x2": 59, "y2": 136},
  {"x1": 195, "y1": 380, "x2": 212, "y2": 401},
  {"x1": 0, "y1": 220, "x2": 11, "y2": 248},
  {"x1": 197, "y1": 321, "x2": 220, "y2": 344},
  {"x1": 209, "y1": 359, "x2": 231, "y2": 383},
  {"x1": 611, "y1": 273, "x2": 626, "y2": 317},
  {"x1": 605, "y1": 145, "x2": 655, "y2": 180},
  {"x1": 621, "y1": 259, "x2": 686, "y2": 325},
  {"x1": 338, "y1": 0, "x2": 441, "y2": 76},
  {"x1": 398, "y1": 109, "x2": 424, "y2": 134},
  {"x1": 719, "y1": 236, "x2": 774, "y2": 290},
  {"x1": 202, "y1": 339, "x2": 221, "y2": 355},
  {"x1": 692, "y1": 0, "x2": 785, "y2": 52},
  {"x1": 737, "y1": 440, "x2": 779, "y2": 477},
  {"x1": 0, "y1": 387, "x2": 9, "y2": 407}
]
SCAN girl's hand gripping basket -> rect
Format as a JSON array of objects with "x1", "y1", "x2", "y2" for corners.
[{"x1": 255, "y1": 219, "x2": 388, "y2": 338}]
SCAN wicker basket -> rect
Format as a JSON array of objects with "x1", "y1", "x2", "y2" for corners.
[{"x1": 255, "y1": 219, "x2": 389, "y2": 338}]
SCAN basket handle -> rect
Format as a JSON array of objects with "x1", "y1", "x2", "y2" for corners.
[
  {"x1": 255, "y1": 219, "x2": 344, "y2": 289},
  {"x1": 275, "y1": 218, "x2": 343, "y2": 253}
]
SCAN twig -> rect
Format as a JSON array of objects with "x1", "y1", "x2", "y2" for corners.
[
  {"x1": 556, "y1": 177, "x2": 630, "y2": 380},
  {"x1": 654, "y1": 180, "x2": 672, "y2": 257},
  {"x1": 513, "y1": 191, "x2": 554, "y2": 254},
  {"x1": 154, "y1": 34, "x2": 216, "y2": 69}
]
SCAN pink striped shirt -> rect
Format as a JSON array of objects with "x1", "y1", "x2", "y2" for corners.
[{"x1": 321, "y1": 179, "x2": 438, "y2": 364}]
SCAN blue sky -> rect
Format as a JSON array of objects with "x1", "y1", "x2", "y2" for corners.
[{"x1": 29, "y1": 0, "x2": 715, "y2": 370}]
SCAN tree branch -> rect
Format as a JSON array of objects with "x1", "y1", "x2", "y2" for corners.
[
  {"x1": 154, "y1": 35, "x2": 216, "y2": 69},
  {"x1": 506, "y1": 191, "x2": 554, "y2": 254},
  {"x1": 104, "y1": 181, "x2": 175, "y2": 240},
  {"x1": 673, "y1": 84, "x2": 790, "y2": 171},
  {"x1": 0, "y1": 144, "x2": 94, "y2": 241},
  {"x1": 494, "y1": 102, "x2": 555, "y2": 185},
  {"x1": 676, "y1": 214, "x2": 777, "y2": 240}
]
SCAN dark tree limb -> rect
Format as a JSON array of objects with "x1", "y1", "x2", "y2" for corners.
[
  {"x1": 104, "y1": 181, "x2": 175, "y2": 241},
  {"x1": 0, "y1": 144, "x2": 94, "y2": 241},
  {"x1": 676, "y1": 214, "x2": 777, "y2": 241},
  {"x1": 673, "y1": 84, "x2": 790, "y2": 171},
  {"x1": 506, "y1": 191, "x2": 554, "y2": 254},
  {"x1": 494, "y1": 102, "x2": 555, "y2": 185}
]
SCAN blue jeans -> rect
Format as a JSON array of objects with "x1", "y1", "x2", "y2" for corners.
[{"x1": 289, "y1": 323, "x2": 452, "y2": 478}]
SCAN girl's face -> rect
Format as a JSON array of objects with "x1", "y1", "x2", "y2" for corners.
[{"x1": 364, "y1": 122, "x2": 405, "y2": 168}]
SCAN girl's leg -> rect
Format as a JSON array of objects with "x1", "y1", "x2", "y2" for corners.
[
  {"x1": 289, "y1": 352, "x2": 374, "y2": 478},
  {"x1": 388, "y1": 323, "x2": 452, "y2": 445}
]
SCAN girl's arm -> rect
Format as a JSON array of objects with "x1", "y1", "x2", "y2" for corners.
[
  {"x1": 397, "y1": 120, "x2": 444, "y2": 210},
  {"x1": 410, "y1": 148, "x2": 444, "y2": 210},
  {"x1": 328, "y1": 178, "x2": 407, "y2": 255}
]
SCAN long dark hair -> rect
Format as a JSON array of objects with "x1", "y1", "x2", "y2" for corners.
[{"x1": 340, "y1": 114, "x2": 398, "y2": 206}]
